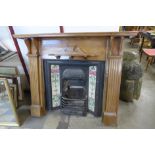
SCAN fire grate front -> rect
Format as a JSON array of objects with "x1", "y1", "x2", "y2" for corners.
[
  {"x1": 61, "y1": 74, "x2": 87, "y2": 116},
  {"x1": 61, "y1": 97, "x2": 87, "y2": 116}
]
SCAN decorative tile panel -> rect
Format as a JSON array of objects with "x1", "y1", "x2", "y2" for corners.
[
  {"x1": 88, "y1": 66, "x2": 97, "y2": 112},
  {"x1": 51, "y1": 65, "x2": 60, "y2": 107}
]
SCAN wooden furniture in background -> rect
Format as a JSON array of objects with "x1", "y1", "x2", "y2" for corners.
[
  {"x1": 140, "y1": 49, "x2": 155, "y2": 70},
  {"x1": 14, "y1": 32, "x2": 137, "y2": 126},
  {"x1": 121, "y1": 26, "x2": 154, "y2": 31},
  {"x1": 139, "y1": 31, "x2": 155, "y2": 53},
  {"x1": 120, "y1": 27, "x2": 155, "y2": 47}
]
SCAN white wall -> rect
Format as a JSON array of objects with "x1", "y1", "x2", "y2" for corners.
[
  {"x1": 0, "y1": 26, "x2": 16, "y2": 51},
  {"x1": 64, "y1": 26, "x2": 119, "y2": 32},
  {"x1": 13, "y1": 26, "x2": 60, "y2": 34}
]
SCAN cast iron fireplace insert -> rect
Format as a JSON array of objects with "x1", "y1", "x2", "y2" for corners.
[{"x1": 44, "y1": 60, "x2": 105, "y2": 117}]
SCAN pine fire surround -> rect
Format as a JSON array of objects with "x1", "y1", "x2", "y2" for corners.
[{"x1": 14, "y1": 32, "x2": 137, "y2": 126}]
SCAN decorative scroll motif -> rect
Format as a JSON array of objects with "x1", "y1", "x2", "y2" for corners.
[
  {"x1": 88, "y1": 66, "x2": 97, "y2": 112},
  {"x1": 51, "y1": 65, "x2": 60, "y2": 107}
]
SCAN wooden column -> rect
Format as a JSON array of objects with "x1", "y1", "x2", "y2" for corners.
[
  {"x1": 25, "y1": 38, "x2": 46, "y2": 117},
  {"x1": 103, "y1": 36, "x2": 124, "y2": 125}
]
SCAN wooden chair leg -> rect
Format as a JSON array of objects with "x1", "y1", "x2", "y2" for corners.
[
  {"x1": 151, "y1": 57, "x2": 155, "y2": 64},
  {"x1": 140, "y1": 51, "x2": 143, "y2": 62},
  {"x1": 146, "y1": 57, "x2": 153, "y2": 71}
]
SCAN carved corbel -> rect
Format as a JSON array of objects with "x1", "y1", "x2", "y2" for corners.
[
  {"x1": 25, "y1": 38, "x2": 40, "y2": 57},
  {"x1": 24, "y1": 38, "x2": 31, "y2": 54},
  {"x1": 31, "y1": 38, "x2": 40, "y2": 56}
]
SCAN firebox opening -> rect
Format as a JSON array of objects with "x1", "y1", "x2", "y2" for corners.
[{"x1": 61, "y1": 67, "x2": 88, "y2": 116}]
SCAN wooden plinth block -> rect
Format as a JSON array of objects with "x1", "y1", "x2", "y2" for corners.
[
  {"x1": 103, "y1": 112, "x2": 117, "y2": 126},
  {"x1": 31, "y1": 105, "x2": 46, "y2": 117}
]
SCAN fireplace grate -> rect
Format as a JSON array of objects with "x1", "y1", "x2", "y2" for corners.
[
  {"x1": 61, "y1": 67, "x2": 88, "y2": 116},
  {"x1": 61, "y1": 96, "x2": 87, "y2": 116}
]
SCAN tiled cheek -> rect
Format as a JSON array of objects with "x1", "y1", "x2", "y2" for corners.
[
  {"x1": 51, "y1": 65, "x2": 61, "y2": 107},
  {"x1": 88, "y1": 66, "x2": 97, "y2": 112}
]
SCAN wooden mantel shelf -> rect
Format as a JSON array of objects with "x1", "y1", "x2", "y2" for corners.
[
  {"x1": 48, "y1": 52, "x2": 98, "y2": 57},
  {"x1": 14, "y1": 32, "x2": 138, "y2": 126},
  {"x1": 13, "y1": 31, "x2": 138, "y2": 39}
]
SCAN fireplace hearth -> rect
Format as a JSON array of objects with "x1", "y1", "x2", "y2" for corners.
[{"x1": 44, "y1": 60, "x2": 105, "y2": 117}]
